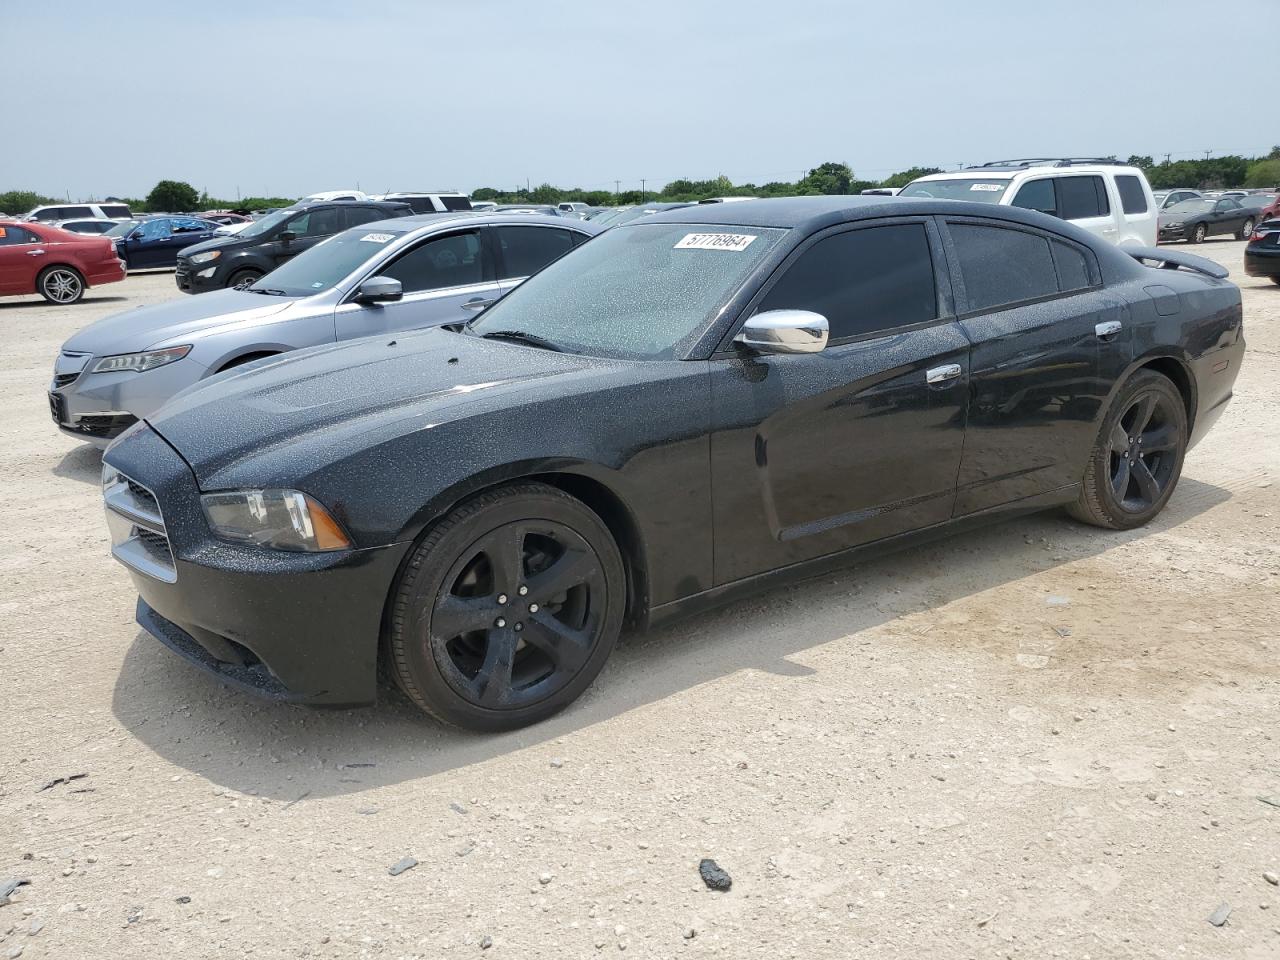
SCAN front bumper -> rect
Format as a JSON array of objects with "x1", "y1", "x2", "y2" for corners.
[
  {"x1": 175, "y1": 259, "x2": 224, "y2": 294},
  {"x1": 1157, "y1": 226, "x2": 1189, "y2": 242},
  {"x1": 103, "y1": 424, "x2": 410, "y2": 706},
  {"x1": 49, "y1": 350, "x2": 209, "y2": 446}
]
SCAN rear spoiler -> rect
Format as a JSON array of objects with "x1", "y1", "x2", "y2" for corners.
[{"x1": 1124, "y1": 245, "x2": 1229, "y2": 280}]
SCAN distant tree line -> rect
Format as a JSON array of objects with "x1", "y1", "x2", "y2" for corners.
[{"x1": 5, "y1": 150, "x2": 1278, "y2": 217}]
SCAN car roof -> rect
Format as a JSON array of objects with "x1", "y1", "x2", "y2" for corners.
[
  {"x1": 354, "y1": 211, "x2": 605, "y2": 235},
  {"x1": 289, "y1": 199, "x2": 411, "y2": 212},
  {"x1": 639, "y1": 195, "x2": 1106, "y2": 234}
]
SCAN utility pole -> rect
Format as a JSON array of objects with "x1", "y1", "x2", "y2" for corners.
[
  {"x1": 615, "y1": 180, "x2": 621, "y2": 199},
  {"x1": 1203, "y1": 150, "x2": 1212, "y2": 160},
  {"x1": 640, "y1": 179, "x2": 646, "y2": 198},
  {"x1": 1164, "y1": 153, "x2": 1171, "y2": 164}
]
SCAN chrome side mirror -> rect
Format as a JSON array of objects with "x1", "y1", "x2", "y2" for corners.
[
  {"x1": 734, "y1": 309, "x2": 828, "y2": 355},
  {"x1": 354, "y1": 276, "x2": 403, "y2": 304}
]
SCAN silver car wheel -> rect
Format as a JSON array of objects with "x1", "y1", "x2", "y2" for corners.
[{"x1": 42, "y1": 269, "x2": 83, "y2": 303}]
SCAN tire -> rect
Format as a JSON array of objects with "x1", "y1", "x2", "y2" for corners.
[
  {"x1": 1271, "y1": 276, "x2": 1280, "y2": 286},
  {"x1": 37, "y1": 266, "x2": 85, "y2": 304},
  {"x1": 1067, "y1": 370, "x2": 1187, "y2": 530},
  {"x1": 388, "y1": 482, "x2": 626, "y2": 731},
  {"x1": 1190, "y1": 223, "x2": 1207, "y2": 244},
  {"x1": 1237, "y1": 218, "x2": 1255, "y2": 240},
  {"x1": 225, "y1": 269, "x2": 262, "y2": 289}
]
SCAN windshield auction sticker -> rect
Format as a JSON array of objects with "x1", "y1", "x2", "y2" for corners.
[
  {"x1": 360, "y1": 233, "x2": 395, "y2": 243},
  {"x1": 674, "y1": 233, "x2": 757, "y2": 252},
  {"x1": 969, "y1": 183, "x2": 1003, "y2": 191}
]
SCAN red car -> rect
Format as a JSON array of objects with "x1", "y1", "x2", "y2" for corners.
[{"x1": 0, "y1": 221, "x2": 126, "y2": 304}]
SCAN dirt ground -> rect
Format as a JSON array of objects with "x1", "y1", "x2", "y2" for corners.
[{"x1": 1, "y1": 246, "x2": 1278, "y2": 960}]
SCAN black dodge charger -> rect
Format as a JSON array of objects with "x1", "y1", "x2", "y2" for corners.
[{"x1": 102, "y1": 197, "x2": 1244, "y2": 730}]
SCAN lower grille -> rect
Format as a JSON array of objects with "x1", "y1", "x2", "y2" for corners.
[
  {"x1": 73, "y1": 414, "x2": 138, "y2": 439},
  {"x1": 53, "y1": 372, "x2": 81, "y2": 388},
  {"x1": 104, "y1": 470, "x2": 176, "y2": 582}
]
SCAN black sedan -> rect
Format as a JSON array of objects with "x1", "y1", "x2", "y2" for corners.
[
  {"x1": 1158, "y1": 197, "x2": 1258, "y2": 243},
  {"x1": 1245, "y1": 220, "x2": 1280, "y2": 285},
  {"x1": 102, "y1": 197, "x2": 1244, "y2": 731},
  {"x1": 106, "y1": 216, "x2": 221, "y2": 269}
]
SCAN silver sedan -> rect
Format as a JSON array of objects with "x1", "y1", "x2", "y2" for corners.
[{"x1": 50, "y1": 213, "x2": 599, "y2": 446}]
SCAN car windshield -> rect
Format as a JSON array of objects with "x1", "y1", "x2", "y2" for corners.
[
  {"x1": 245, "y1": 228, "x2": 406, "y2": 297},
  {"x1": 898, "y1": 178, "x2": 1011, "y2": 202},
  {"x1": 106, "y1": 220, "x2": 140, "y2": 237},
  {"x1": 468, "y1": 221, "x2": 787, "y2": 360},
  {"x1": 236, "y1": 209, "x2": 293, "y2": 239},
  {"x1": 1165, "y1": 200, "x2": 1212, "y2": 215}
]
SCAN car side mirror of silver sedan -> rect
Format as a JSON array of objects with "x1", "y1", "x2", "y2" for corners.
[
  {"x1": 734, "y1": 310, "x2": 829, "y2": 355},
  {"x1": 355, "y1": 276, "x2": 403, "y2": 304}
]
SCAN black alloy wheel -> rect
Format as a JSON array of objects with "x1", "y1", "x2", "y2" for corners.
[
  {"x1": 1068, "y1": 370, "x2": 1187, "y2": 530},
  {"x1": 1191, "y1": 222, "x2": 1207, "y2": 244},
  {"x1": 1237, "y1": 218, "x2": 1255, "y2": 240},
  {"x1": 226, "y1": 269, "x2": 262, "y2": 289},
  {"x1": 389, "y1": 483, "x2": 625, "y2": 730}
]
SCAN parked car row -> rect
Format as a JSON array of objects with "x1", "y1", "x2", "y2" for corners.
[{"x1": 26, "y1": 191, "x2": 1248, "y2": 730}]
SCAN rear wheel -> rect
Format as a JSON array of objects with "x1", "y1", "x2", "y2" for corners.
[
  {"x1": 1067, "y1": 370, "x2": 1187, "y2": 530},
  {"x1": 225, "y1": 269, "x2": 262, "y2": 289},
  {"x1": 37, "y1": 266, "x2": 85, "y2": 304},
  {"x1": 388, "y1": 483, "x2": 626, "y2": 730},
  {"x1": 1272, "y1": 276, "x2": 1280, "y2": 286},
  {"x1": 1190, "y1": 223, "x2": 1207, "y2": 244},
  {"x1": 1237, "y1": 218, "x2": 1255, "y2": 240}
]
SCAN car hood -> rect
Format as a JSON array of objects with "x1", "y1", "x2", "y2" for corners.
[
  {"x1": 61, "y1": 289, "x2": 300, "y2": 355},
  {"x1": 146, "y1": 328, "x2": 608, "y2": 486},
  {"x1": 178, "y1": 234, "x2": 249, "y2": 257}
]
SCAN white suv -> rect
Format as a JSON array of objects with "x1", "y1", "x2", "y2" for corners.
[
  {"x1": 24, "y1": 201, "x2": 133, "y2": 223},
  {"x1": 899, "y1": 159, "x2": 1157, "y2": 248},
  {"x1": 370, "y1": 192, "x2": 472, "y2": 214}
]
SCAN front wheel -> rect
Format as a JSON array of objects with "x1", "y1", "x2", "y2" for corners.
[
  {"x1": 388, "y1": 482, "x2": 626, "y2": 730},
  {"x1": 37, "y1": 266, "x2": 85, "y2": 304},
  {"x1": 1190, "y1": 223, "x2": 1207, "y2": 244},
  {"x1": 1237, "y1": 218, "x2": 1255, "y2": 240},
  {"x1": 1067, "y1": 370, "x2": 1187, "y2": 530},
  {"x1": 225, "y1": 269, "x2": 262, "y2": 289}
]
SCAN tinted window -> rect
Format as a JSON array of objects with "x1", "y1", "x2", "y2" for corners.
[
  {"x1": 1051, "y1": 240, "x2": 1091, "y2": 292},
  {"x1": 1012, "y1": 180, "x2": 1057, "y2": 216},
  {"x1": 1217, "y1": 199, "x2": 1241, "y2": 211},
  {"x1": 171, "y1": 218, "x2": 209, "y2": 233},
  {"x1": 0, "y1": 225, "x2": 39, "y2": 245},
  {"x1": 379, "y1": 231, "x2": 486, "y2": 293},
  {"x1": 344, "y1": 206, "x2": 389, "y2": 228},
  {"x1": 1115, "y1": 175, "x2": 1148, "y2": 214},
  {"x1": 33, "y1": 208, "x2": 62, "y2": 221},
  {"x1": 1057, "y1": 176, "x2": 1109, "y2": 220},
  {"x1": 758, "y1": 224, "x2": 937, "y2": 340},
  {"x1": 439, "y1": 196, "x2": 472, "y2": 211},
  {"x1": 950, "y1": 224, "x2": 1059, "y2": 312},
  {"x1": 287, "y1": 207, "x2": 344, "y2": 238},
  {"x1": 496, "y1": 226, "x2": 577, "y2": 279},
  {"x1": 64, "y1": 206, "x2": 94, "y2": 219},
  {"x1": 100, "y1": 205, "x2": 131, "y2": 218}
]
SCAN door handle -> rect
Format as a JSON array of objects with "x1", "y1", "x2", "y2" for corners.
[
  {"x1": 926, "y1": 363, "x2": 962, "y2": 385},
  {"x1": 1095, "y1": 320, "x2": 1123, "y2": 341},
  {"x1": 27, "y1": 249, "x2": 46, "y2": 256},
  {"x1": 461, "y1": 298, "x2": 496, "y2": 311}
]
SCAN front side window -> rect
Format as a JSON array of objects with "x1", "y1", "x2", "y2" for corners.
[
  {"x1": 495, "y1": 226, "x2": 576, "y2": 279},
  {"x1": 137, "y1": 218, "x2": 173, "y2": 240},
  {"x1": 1057, "y1": 176, "x2": 1109, "y2": 220},
  {"x1": 32, "y1": 208, "x2": 62, "y2": 221},
  {"x1": 246, "y1": 229, "x2": 410, "y2": 297},
  {"x1": 898, "y1": 178, "x2": 1010, "y2": 202},
  {"x1": 468, "y1": 221, "x2": 787, "y2": 360},
  {"x1": 757, "y1": 224, "x2": 937, "y2": 340},
  {"x1": 1115, "y1": 175, "x2": 1148, "y2": 214},
  {"x1": 1011, "y1": 179, "x2": 1057, "y2": 216},
  {"x1": 950, "y1": 223, "x2": 1059, "y2": 312},
  {"x1": 379, "y1": 231, "x2": 487, "y2": 293}
]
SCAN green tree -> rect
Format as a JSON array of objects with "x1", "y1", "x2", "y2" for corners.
[
  {"x1": 797, "y1": 161, "x2": 852, "y2": 195},
  {"x1": 0, "y1": 190, "x2": 53, "y2": 215},
  {"x1": 146, "y1": 180, "x2": 200, "y2": 212},
  {"x1": 1245, "y1": 159, "x2": 1280, "y2": 188},
  {"x1": 881, "y1": 166, "x2": 942, "y2": 188},
  {"x1": 1126, "y1": 155, "x2": 1154, "y2": 169}
]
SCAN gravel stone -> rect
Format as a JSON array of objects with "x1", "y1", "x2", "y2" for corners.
[{"x1": 698, "y1": 859, "x2": 732, "y2": 892}]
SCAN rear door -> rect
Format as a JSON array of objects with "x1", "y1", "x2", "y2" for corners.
[
  {"x1": 709, "y1": 218, "x2": 970, "y2": 583},
  {"x1": 333, "y1": 227, "x2": 500, "y2": 340},
  {"x1": 942, "y1": 217, "x2": 1129, "y2": 514},
  {"x1": 164, "y1": 218, "x2": 215, "y2": 265}
]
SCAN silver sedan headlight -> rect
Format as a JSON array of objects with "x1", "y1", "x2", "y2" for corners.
[
  {"x1": 201, "y1": 489, "x2": 352, "y2": 552},
  {"x1": 92, "y1": 345, "x2": 191, "y2": 374}
]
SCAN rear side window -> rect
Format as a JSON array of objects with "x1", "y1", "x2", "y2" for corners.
[
  {"x1": 0, "y1": 225, "x2": 39, "y2": 245},
  {"x1": 100, "y1": 205, "x2": 131, "y2": 218},
  {"x1": 1050, "y1": 240, "x2": 1092, "y2": 292},
  {"x1": 950, "y1": 224, "x2": 1058, "y2": 312},
  {"x1": 439, "y1": 196, "x2": 472, "y2": 211},
  {"x1": 65, "y1": 206, "x2": 94, "y2": 219},
  {"x1": 758, "y1": 223, "x2": 937, "y2": 340},
  {"x1": 1115, "y1": 176, "x2": 1148, "y2": 214},
  {"x1": 1057, "y1": 176, "x2": 1109, "y2": 220},
  {"x1": 345, "y1": 206, "x2": 388, "y2": 228},
  {"x1": 495, "y1": 226, "x2": 576, "y2": 279},
  {"x1": 379, "y1": 230, "x2": 487, "y2": 292}
]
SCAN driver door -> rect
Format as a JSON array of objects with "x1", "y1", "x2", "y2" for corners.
[{"x1": 333, "y1": 228, "x2": 501, "y2": 341}]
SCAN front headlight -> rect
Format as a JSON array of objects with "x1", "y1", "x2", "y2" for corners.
[
  {"x1": 188, "y1": 250, "x2": 221, "y2": 264},
  {"x1": 92, "y1": 345, "x2": 191, "y2": 374},
  {"x1": 201, "y1": 489, "x2": 352, "y2": 552},
  {"x1": 1164, "y1": 222, "x2": 1183, "y2": 230}
]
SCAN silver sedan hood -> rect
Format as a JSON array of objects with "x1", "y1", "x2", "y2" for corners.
[{"x1": 61, "y1": 289, "x2": 300, "y2": 356}]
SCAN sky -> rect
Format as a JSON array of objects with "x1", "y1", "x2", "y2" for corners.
[{"x1": 4, "y1": 0, "x2": 1269, "y2": 201}]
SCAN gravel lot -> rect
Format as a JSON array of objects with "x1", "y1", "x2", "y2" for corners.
[{"x1": 2, "y1": 248, "x2": 1278, "y2": 959}]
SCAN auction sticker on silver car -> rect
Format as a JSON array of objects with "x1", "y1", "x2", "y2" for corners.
[
  {"x1": 360, "y1": 233, "x2": 395, "y2": 243},
  {"x1": 674, "y1": 233, "x2": 757, "y2": 251}
]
